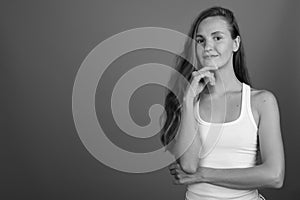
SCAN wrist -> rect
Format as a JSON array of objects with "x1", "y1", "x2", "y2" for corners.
[
  {"x1": 183, "y1": 95, "x2": 194, "y2": 107},
  {"x1": 183, "y1": 88, "x2": 196, "y2": 101},
  {"x1": 197, "y1": 167, "x2": 211, "y2": 183},
  {"x1": 182, "y1": 100, "x2": 194, "y2": 113}
]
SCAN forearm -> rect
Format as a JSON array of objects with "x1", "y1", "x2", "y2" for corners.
[
  {"x1": 200, "y1": 164, "x2": 283, "y2": 190},
  {"x1": 171, "y1": 99, "x2": 200, "y2": 173}
]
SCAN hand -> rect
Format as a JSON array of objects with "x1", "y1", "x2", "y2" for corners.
[
  {"x1": 168, "y1": 162, "x2": 204, "y2": 185},
  {"x1": 184, "y1": 66, "x2": 217, "y2": 101}
]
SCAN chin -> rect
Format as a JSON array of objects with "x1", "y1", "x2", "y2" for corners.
[{"x1": 201, "y1": 61, "x2": 219, "y2": 68}]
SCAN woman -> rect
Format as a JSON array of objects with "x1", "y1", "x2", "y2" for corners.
[{"x1": 160, "y1": 6, "x2": 285, "y2": 200}]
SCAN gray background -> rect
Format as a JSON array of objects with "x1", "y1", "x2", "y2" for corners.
[{"x1": 2, "y1": 0, "x2": 300, "y2": 199}]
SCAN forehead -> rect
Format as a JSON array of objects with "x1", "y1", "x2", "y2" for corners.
[{"x1": 196, "y1": 16, "x2": 230, "y2": 36}]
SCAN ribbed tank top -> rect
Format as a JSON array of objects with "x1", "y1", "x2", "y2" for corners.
[{"x1": 185, "y1": 83, "x2": 260, "y2": 200}]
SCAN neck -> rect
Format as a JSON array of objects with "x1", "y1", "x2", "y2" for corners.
[{"x1": 203, "y1": 61, "x2": 242, "y2": 97}]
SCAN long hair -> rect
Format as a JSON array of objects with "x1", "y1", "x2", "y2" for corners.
[{"x1": 160, "y1": 6, "x2": 251, "y2": 147}]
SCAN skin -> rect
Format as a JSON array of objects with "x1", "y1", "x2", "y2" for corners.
[{"x1": 169, "y1": 16, "x2": 285, "y2": 189}]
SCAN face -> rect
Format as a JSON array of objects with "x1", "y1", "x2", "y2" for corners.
[{"x1": 195, "y1": 16, "x2": 240, "y2": 69}]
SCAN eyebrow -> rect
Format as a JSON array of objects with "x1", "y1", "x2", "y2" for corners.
[{"x1": 196, "y1": 31, "x2": 225, "y2": 37}]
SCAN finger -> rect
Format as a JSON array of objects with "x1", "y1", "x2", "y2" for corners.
[
  {"x1": 204, "y1": 72, "x2": 216, "y2": 84},
  {"x1": 173, "y1": 179, "x2": 180, "y2": 185},
  {"x1": 168, "y1": 164, "x2": 176, "y2": 171},
  {"x1": 197, "y1": 66, "x2": 218, "y2": 72},
  {"x1": 193, "y1": 71, "x2": 213, "y2": 83},
  {"x1": 209, "y1": 76, "x2": 216, "y2": 85},
  {"x1": 202, "y1": 73, "x2": 215, "y2": 85},
  {"x1": 172, "y1": 178, "x2": 186, "y2": 185},
  {"x1": 174, "y1": 173, "x2": 182, "y2": 180},
  {"x1": 173, "y1": 179, "x2": 185, "y2": 185},
  {"x1": 194, "y1": 77, "x2": 208, "y2": 94},
  {"x1": 196, "y1": 70, "x2": 214, "y2": 77},
  {"x1": 192, "y1": 67, "x2": 216, "y2": 84},
  {"x1": 193, "y1": 69, "x2": 213, "y2": 76},
  {"x1": 168, "y1": 162, "x2": 177, "y2": 169},
  {"x1": 169, "y1": 169, "x2": 178, "y2": 175},
  {"x1": 168, "y1": 163, "x2": 181, "y2": 170}
]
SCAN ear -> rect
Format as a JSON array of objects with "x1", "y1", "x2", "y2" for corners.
[{"x1": 233, "y1": 36, "x2": 240, "y2": 52}]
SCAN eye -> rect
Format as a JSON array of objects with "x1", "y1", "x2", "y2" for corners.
[
  {"x1": 213, "y1": 36, "x2": 223, "y2": 41},
  {"x1": 196, "y1": 38, "x2": 204, "y2": 44}
]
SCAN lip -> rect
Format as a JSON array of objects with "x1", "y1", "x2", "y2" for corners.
[{"x1": 203, "y1": 55, "x2": 218, "y2": 59}]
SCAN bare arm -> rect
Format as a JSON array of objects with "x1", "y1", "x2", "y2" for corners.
[
  {"x1": 170, "y1": 98, "x2": 201, "y2": 173},
  {"x1": 171, "y1": 90, "x2": 285, "y2": 189},
  {"x1": 169, "y1": 67, "x2": 216, "y2": 173}
]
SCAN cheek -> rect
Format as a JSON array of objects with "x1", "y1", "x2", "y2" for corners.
[
  {"x1": 196, "y1": 47, "x2": 206, "y2": 64},
  {"x1": 216, "y1": 43, "x2": 232, "y2": 55},
  {"x1": 195, "y1": 46, "x2": 203, "y2": 61},
  {"x1": 223, "y1": 41, "x2": 235, "y2": 54},
  {"x1": 196, "y1": 45, "x2": 203, "y2": 55}
]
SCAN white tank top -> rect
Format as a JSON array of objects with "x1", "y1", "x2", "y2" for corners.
[{"x1": 185, "y1": 83, "x2": 260, "y2": 200}]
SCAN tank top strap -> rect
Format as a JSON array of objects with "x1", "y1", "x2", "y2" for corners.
[
  {"x1": 240, "y1": 82, "x2": 247, "y2": 116},
  {"x1": 243, "y1": 83, "x2": 258, "y2": 129}
]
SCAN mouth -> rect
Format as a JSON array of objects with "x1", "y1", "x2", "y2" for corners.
[{"x1": 203, "y1": 55, "x2": 218, "y2": 59}]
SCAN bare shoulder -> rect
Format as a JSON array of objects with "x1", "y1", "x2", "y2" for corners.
[
  {"x1": 250, "y1": 87, "x2": 280, "y2": 125},
  {"x1": 251, "y1": 88, "x2": 278, "y2": 109}
]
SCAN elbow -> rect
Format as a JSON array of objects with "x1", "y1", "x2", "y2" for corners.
[
  {"x1": 269, "y1": 168, "x2": 285, "y2": 189},
  {"x1": 261, "y1": 161, "x2": 285, "y2": 188},
  {"x1": 180, "y1": 162, "x2": 198, "y2": 174},
  {"x1": 181, "y1": 165, "x2": 198, "y2": 174},
  {"x1": 272, "y1": 173, "x2": 284, "y2": 189}
]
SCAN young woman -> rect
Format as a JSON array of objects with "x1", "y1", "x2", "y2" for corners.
[{"x1": 160, "y1": 6, "x2": 285, "y2": 200}]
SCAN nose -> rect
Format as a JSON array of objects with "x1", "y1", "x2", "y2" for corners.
[{"x1": 204, "y1": 40, "x2": 213, "y2": 52}]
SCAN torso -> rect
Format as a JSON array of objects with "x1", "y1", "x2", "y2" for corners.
[
  {"x1": 188, "y1": 83, "x2": 263, "y2": 200},
  {"x1": 198, "y1": 86, "x2": 262, "y2": 128}
]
